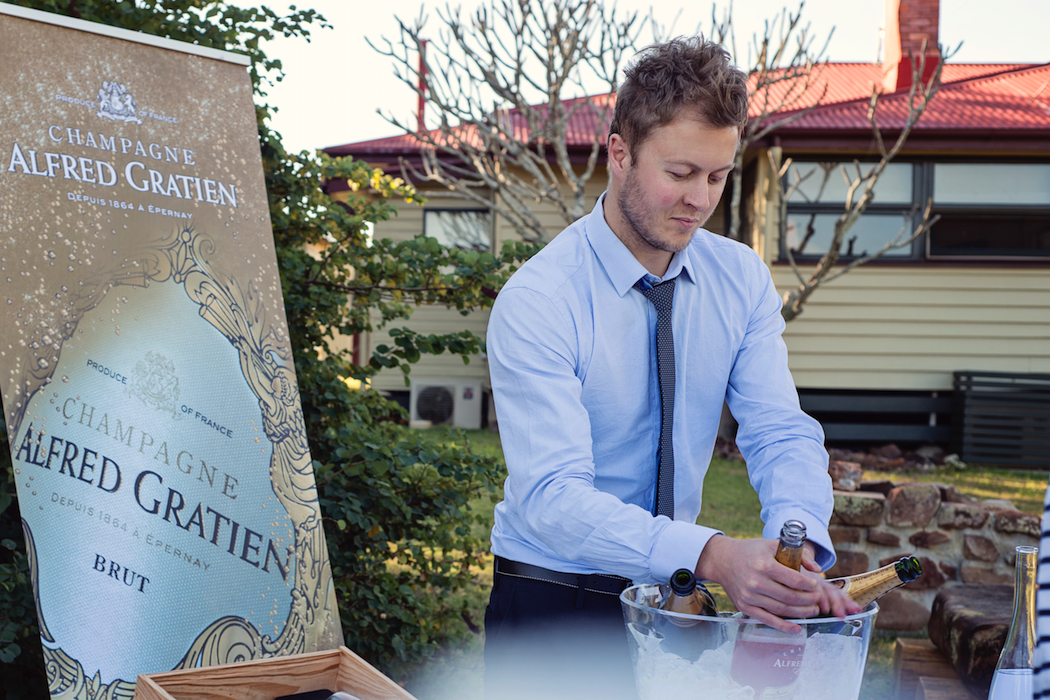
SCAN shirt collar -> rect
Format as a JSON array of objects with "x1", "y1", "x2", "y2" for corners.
[{"x1": 584, "y1": 193, "x2": 695, "y2": 297}]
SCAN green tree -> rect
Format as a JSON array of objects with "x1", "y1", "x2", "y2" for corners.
[{"x1": 0, "y1": 2, "x2": 534, "y2": 696}]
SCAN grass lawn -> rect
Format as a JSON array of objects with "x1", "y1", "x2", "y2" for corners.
[
  {"x1": 860, "y1": 464, "x2": 1048, "y2": 514},
  {"x1": 407, "y1": 427, "x2": 1047, "y2": 700}
]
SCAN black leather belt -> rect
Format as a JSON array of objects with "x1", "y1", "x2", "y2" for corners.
[{"x1": 494, "y1": 555, "x2": 632, "y2": 597}]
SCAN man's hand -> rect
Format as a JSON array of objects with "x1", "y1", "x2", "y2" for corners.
[
  {"x1": 695, "y1": 535, "x2": 862, "y2": 633},
  {"x1": 801, "y1": 542, "x2": 861, "y2": 622}
]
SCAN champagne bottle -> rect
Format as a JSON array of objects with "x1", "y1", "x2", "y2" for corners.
[
  {"x1": 660, "y1": 568, "x2": 718, "y2": 625},
  {"x1": 988, "y1": 545, "x2": 1036, "y2": 700},
  {"x1": 826, "y1": 556, "x2": 923, "y2": 607},
  {"x1": 729, "y1": 520, "x2": 808, "y2": 698},
  {"x1": 774, "y1": 520, "x2": 806, "y2": 570}
]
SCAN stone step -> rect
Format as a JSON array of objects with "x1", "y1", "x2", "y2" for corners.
[{"x1": 927, "y1": 584, "x2": 1013, "y2": 698}]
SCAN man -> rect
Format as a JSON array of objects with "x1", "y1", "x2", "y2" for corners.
[{"x1": 483, "y1": 37, "x2": 858, "y2": 699}]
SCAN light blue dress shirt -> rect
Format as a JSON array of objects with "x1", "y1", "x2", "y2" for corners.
[{"x1": 487, "y1": 194, "x2": 835, "y2": 584}]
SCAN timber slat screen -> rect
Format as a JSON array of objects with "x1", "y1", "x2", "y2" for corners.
[
  {"x1": 798, "y1": 389, "x2": 952, "y2": 445},
  {"x1": 953, "y1": 371, "x2": 1050, "y2": 469}
]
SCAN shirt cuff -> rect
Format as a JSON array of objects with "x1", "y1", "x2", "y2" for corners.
[
  {"x1": 649, "y1": 520, "x2": 724, "y2": 583},
  {"x1": 762, "y1": 510, "x2": 836, "y2": 572}
]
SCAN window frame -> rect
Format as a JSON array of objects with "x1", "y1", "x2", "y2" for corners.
[
  {"x1": 777, "y1": 159, "x2": 1050, "y2": 264},
  {"x1": 422, "y1": 207, "x2": 494, "y2": 253},
  {"x1": 779, "y1": 160, "x2": 924, "y2": 263},
  {"x1": 925, "y1": 162, "x2": 1050, "y2": 261}
]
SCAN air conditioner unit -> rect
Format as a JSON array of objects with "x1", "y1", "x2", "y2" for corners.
[{"x1": 409, "y1": 379, "x2": 483, "y2": 430}]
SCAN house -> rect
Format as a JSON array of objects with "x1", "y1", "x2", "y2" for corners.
[
  {"x1": 325, "y1": 0, "x2": 1050, "y2": 464},
  {"x1": 748, "y1": 0, "x2": 1050, "y2": 462}
]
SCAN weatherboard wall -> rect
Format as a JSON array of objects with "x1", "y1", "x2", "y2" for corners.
[{"x1": 774, "y1": 265, "x2": 1050, "y2": 391}]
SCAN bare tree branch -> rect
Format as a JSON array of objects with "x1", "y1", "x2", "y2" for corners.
[
  {"x1": 726, "y1": 1, "x2": 833, "y2": 242},
  {"x1": 819, "y1": 199, "x2": 940, "y2": 286},
  {"x1": 776, "y1": 157, "x2": 835, "y2": 283},
  {"x1": 369, "y1": 0, "x2": 648, "y2": 243},
  {"x1": 779, "y1": 41, "x2": 959, "y2": 321}
]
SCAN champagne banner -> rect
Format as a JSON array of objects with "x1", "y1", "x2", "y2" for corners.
[{"x1": 0, "y1": 4, "x2": 342, "y2": 697}]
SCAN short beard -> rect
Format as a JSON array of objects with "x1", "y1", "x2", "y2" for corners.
[{"x1": 617, "y1": 167, "x2": 694, "y2": 254}]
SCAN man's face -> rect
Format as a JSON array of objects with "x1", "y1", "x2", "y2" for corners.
[{"x1": 616, "y1": 116, "x2": 738, "y2": 256}]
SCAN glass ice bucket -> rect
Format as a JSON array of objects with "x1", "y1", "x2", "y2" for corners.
[{"x1": 620, "y1": 583, "x2": 878, "y2": 700}]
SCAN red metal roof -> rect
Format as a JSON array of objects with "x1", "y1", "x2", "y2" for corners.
[
  {"x1": 325, "y1": 93, "x2": 615, "y2": 157},
  {"x1": 325, "y1": 62, "x2": 1050, "y2": 157},
  {"x1": 776, "y1": 63, "x2": 1050, "y2": 132},
  {"x1": 745, "y1": 63, "x2": 1029, "y2": 119}
]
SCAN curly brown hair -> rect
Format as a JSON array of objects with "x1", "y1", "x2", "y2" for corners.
[{"x1": 609, "y1": 37, "x2": 749, "y2": 157}]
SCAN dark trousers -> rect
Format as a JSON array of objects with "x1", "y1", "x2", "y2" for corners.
[{"x1": 483, "y1": 558, "x2": 639, "y2": 700}]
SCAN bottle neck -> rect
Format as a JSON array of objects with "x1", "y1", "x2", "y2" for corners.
[
  {"x1": 1011, "y1": 550, "x2": 1036, "y2": 628},
  {"x1": 775, "y1": 520, "x2": 807, "y2": 571},
  {"x1": 774, "y1": 542, "x2": 803, "y2": 570},
  {"x1": 828, "y1": 556, "x2": 922, "y2": 607},
  {"x1": 779, "y1": 520, "x2": 806, "y2": 549},
  {"x1": 669, "y1": 568, "x2": 697, "y2": 596},
  {"x1": 998, "y1": 546, "x2": 1037, "y2": 672},
  {"x1": 663, "y1": 569, "x2": 719, "y2": 619}
]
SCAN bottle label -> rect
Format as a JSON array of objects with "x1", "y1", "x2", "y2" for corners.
[{"x1": 730, "y1": 634, "x2": 805, "y2": 698}]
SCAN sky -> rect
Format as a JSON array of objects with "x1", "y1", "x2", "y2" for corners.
[{"x1": 251, "y1": 0, "x2": 1050, "y2": 155}]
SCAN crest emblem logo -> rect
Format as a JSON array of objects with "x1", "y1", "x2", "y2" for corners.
[
  {"x1": 96, "y1": 80, "x2": 143, "y2": 124},
  {"x1": 127, "y1": 351, "x2": 180, "y2": 418}
]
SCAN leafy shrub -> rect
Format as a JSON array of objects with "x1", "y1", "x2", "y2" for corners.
[{"x1": 0, "y1": 420, "x2": 48, "y2": 699}]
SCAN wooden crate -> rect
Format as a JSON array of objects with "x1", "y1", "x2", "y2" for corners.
[
  {"x1": 913, "y1": 676, "x2": 974, "y2": 700},
  {"x1": 892, "y1": 638, "x2": 960, "y2": 699},
  {"x1": 892, "y1": 638, "x2": 979, "y2": 700},
  {"x1": 133, "y1": 646, "x2": 418, "y2": 700}
]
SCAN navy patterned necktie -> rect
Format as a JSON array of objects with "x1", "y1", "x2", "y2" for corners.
[{"x1": 635, "y1": 277, "x2": 676, "y2": 519}]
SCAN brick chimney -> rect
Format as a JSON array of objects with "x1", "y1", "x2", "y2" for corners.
[
  {"x1": 417, "y1": 39, "x2": 428, "y2": 133},
  {"x1": 882, "y1": 0, "x2": 941, "y2": 92}
]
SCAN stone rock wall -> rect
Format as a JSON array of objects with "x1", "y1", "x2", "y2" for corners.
[{"x1": 826, "y1": 463, "x2": 1039, "y2": 631}]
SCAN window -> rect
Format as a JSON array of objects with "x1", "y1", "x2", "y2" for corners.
[
  {"x1": 778, "y1": 161, "x2": 1050, "y2": 262},
  {"x1": 781, "y1": 161, "x2": 918, "y2": 260},
  {"x1": 933, "y1": 164, "x2": 1050, "y2": 205},
  {"x1": 424, "y1": 209, "x2": 492, "y2": 252},
  {"x1": 928, "y1": 164, "x2": 1050, "y2": 259},
  {"x1": 786, "y1": 162, "x2": 913, "y2": 205},
  {"x1": 928, "y1": 215, "x2": 1050, "y2": 257},
  {"x1": 785, "y1": 212, "x2": 916, "y2": 259}
]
